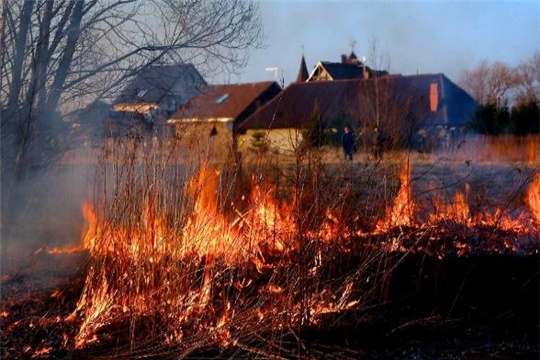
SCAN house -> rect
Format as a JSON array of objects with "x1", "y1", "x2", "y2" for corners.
[
  {"x1": 237, "y1": 74, "x2": 477, "y2": 154},
  {"x1": 167, "y1": 81, "x2": 282, "y2": 160},
  {"x1": 112, "y1": 64, "x2": 207, "y2": 128},
  {"x1": 306, "y1": 52, "x2": 389, "y2": 82}
]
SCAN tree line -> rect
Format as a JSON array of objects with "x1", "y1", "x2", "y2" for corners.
[{"x1": 459, "y1": 53, "x2": 540, "y2": 135}]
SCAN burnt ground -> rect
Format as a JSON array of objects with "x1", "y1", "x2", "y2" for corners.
[
  {"x1": 184, "y1": 252, "x2": 539, "y2": 360},
  {"x1": 329, "y1": 254, "x2": 539, "y2": 360},
  {"x1": 1, "y1": 248, "x2": 538, "y2": 360}
]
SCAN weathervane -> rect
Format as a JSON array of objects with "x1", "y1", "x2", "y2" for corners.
[{"x1": 350, "y1": 40, "x2": 356, "y2": 53}]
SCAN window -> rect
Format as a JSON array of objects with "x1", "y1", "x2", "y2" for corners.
[
  {"x1": 216, "y1": 94, "x2": 229, "y2": 104},
  {"x1": 137, "y1": 89, "x2": 148, "y2": 98}
]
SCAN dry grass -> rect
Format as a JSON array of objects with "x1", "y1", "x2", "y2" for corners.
[
  {"x1": 2, "y1": 132, "x2": 538, "y2": 359},
  {"x1": 71, "y1": 130, "x2": 537, "y2": 351},
  {"x1": 448, "y1": 134, "x2": 539, "y2": 164}
]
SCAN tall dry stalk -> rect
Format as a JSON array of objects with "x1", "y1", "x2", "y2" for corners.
[
  {"x1": 72, "y1": 123, "x2": 398, "y2": 357},
  {"x1": 70, "y1": 119, "x2": 540, "y2": 359}
]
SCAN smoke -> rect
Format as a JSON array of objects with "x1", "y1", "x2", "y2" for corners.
[
  {"x1": 2, "y1": 161, "x2": 96, "y2": 258},
  {"x1": 0, "y1": 102, "x2": 111, "y2": 260}
]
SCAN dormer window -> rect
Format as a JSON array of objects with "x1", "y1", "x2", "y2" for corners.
[
  {"x1": 216, "y1": 94, "x2": 229, "y2": 104},
  {"x1": 137, "y1": 89, "x2": 148, "y2": 98}
]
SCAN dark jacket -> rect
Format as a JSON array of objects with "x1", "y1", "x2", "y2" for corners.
[{"x1": 341, "y1": 131, "x2": 354, "y2": 153}]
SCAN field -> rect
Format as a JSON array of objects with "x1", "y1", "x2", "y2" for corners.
[{"x1": 1, "y1": 136, "x2": 539, "y2": 359}]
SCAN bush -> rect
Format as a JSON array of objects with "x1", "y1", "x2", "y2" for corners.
[
  {"x1": 510, "y1": 100, "x2": 540, "y2": 135},
  {"x1": 469, "y1": 102, "x2": 511, "y2": 135}
]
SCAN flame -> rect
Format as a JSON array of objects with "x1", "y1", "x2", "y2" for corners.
[
  {"x1": 81, "y1": 201, "x2": 98, "y2": 251},
  {"x1": 429, "y1": 185, "x2": 471, "y2": 224},
  {"x1": 34, "y1": 244, "x2": 84, "y2": 255},
  {"x1": 71, "y1": 166, "x2": 306, "y2": 347},
  {"x1": 389, "y1": 161, "x2": 416, "y2": 227},
  {"x1": 377, "y1": 161, "x2": 416, "y2": 230},
  {"x1": 527, "y1": 173, "x2": 540, "y2": 222},
  {"x1": 65, "y1": 163, "x2": 539, "y2": 350},
  {"x1": 32, "y1": 347, "x2": 52, "y2": 358}
]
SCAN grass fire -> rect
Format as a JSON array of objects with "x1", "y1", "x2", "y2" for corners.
[
  {"x1": 2, "y1": 1, "x2": 539, "y2": 359},
  {"x1": 1, "y1": 137, "x2": 539, "y2": 359}
]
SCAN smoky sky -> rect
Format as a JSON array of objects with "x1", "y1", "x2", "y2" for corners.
[{"x1": 232, "y1": 1, "x2": 539, "y2": 85}]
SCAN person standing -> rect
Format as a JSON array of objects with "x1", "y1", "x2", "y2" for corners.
[
  {"x1": 341, "y1": 126, "x2": 354, "y2": 161},
  {"x1": 371, "y1": 126, "x2": 384, "y2": 161}
]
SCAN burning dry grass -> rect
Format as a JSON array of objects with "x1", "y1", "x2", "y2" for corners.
[
  {"x1": 1, "y1": 135, "x2": 539, "y2": 359},
  {"x1": 68, "y1": 156, "x2": 389, "y2": 354}
]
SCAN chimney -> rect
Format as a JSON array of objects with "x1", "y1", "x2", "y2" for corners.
[
  {"x1": 362, "y1": 62, "x2": 368, "y2": 80},
  {"x1": 430, "y1": 82, "x2": 438, "y2": 112},
  {"x1": 341, "y1": 54, "x2": 347, "y2": 64},
  {"x1": 348, "y1": 51, "x2": 359, "y2": 65}
]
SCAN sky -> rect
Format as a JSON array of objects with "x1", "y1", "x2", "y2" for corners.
[{"x1": 231, "y1": 1, "x2": 539, "y2": 86}]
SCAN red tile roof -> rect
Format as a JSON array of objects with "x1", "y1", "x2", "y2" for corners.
[{"x1": 169, "y1": 81, "x2": 281, "y2": 122}]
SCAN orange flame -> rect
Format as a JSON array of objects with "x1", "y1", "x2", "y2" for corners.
[
  {"x1": 390, "y1": 161, "x2": 416, "y2": 226},
  {"x1": 71, "y1": 166, "x2": 309, "y2": 347},
  {"x1": 69, "y1": 163, "x2": 539, "y2": 350},
  {"x1": 377, "y1": 161, "x2": 416, "y2": 230},
  {"x1": 527, "y1": 173, "x2": 540, "y2": 222},
  {"x1": 429, "y1": 185, "x2": 471, "y2": 225}
]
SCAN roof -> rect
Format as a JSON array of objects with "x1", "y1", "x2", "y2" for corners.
[
  {"x1": 169, "y1": 81, "x2": 281, "y2": 123},
  {"x1": 239, "y1": 74, "x2": 477, "y2": 131},
  {"x1": 296, "y1": 55, "x2": 309, "y2": 82},
  {"x1": 113, "y1": 64, "x2": 206, "y2": 106},
  {"x1": 307, "y1": 61, "x2": 390, "y2": 82},
  {"x1": 321, "y1": 62, "x2": 366, "y2": 80}
]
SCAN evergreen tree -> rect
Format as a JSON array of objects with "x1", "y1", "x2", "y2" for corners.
[
  {"x1": 510, "y1": 100, "x2": 540, "y2": 135},
  {"x1": 469, "y1": 102, "x2": 510, "y2": 135}
]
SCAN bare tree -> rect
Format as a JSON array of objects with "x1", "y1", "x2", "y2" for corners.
[
  {"x1": 514, "y1": 52, "x2": 540, "y2": 105},
  {"x1": 459, "y1": 60, "x2": 518, "y2": 106},
  {"x1": 0, "y1": 0, "x2": 262, "y2": 255},
  {"x1": 1, "y1": 0, "x2": 261, "y2": 167},
  {"x1": 354, "y1": 39, "x2": 420, "y2": 152},
  {"x1": 459, "y1": 54, "x2": 539, "y2": 135}
]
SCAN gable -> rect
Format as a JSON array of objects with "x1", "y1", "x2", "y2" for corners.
[
  {"x1": 307, "y1": 62, "x2": 334, "y2": 82},
  {"x1": 440, "y1": 75, "x2": 477, "y2": 127},
  {"x1": 320, "y1": 62, "x2": 365, "y2": 80},
  {"x1": 114, "y1": 64, "x2": 207, "y2": 108}
]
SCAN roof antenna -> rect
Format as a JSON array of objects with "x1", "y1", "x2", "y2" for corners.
[
  {"x1": 265, "y1": 67, "x2": 279, "y2": 78},
  {"x1": 349, "y1": 40, "x2": 356, "y2": 53}
]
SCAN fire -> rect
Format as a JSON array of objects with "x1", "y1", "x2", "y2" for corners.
[
  {"x1": 31, "y1": 347, "x2": 52, "y2": 358},
  {"x1": 33, "y1": 244, "x2": 85, "y2": 255},
  {"x1": 57, "y1": 162, "x2": 538, "y2": 352},
  {"x1": 70, "y1": 166, "x2": 317, "y2": 348},
  {"x1": 377, "y1": 161, "x2": 416, "y2": 230},
  {"x1": 388, "y1": 161, "x2": 416, "y2": 227},
  {"x1": 429, "y1": 185, "x2": 471, "y2": 224},
  {"x1": 81, "y1": 201, "x2": 98, "y2": 251},
  {"x1": 527, "y1": 173, "x2": 540, "y2": 222}
]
